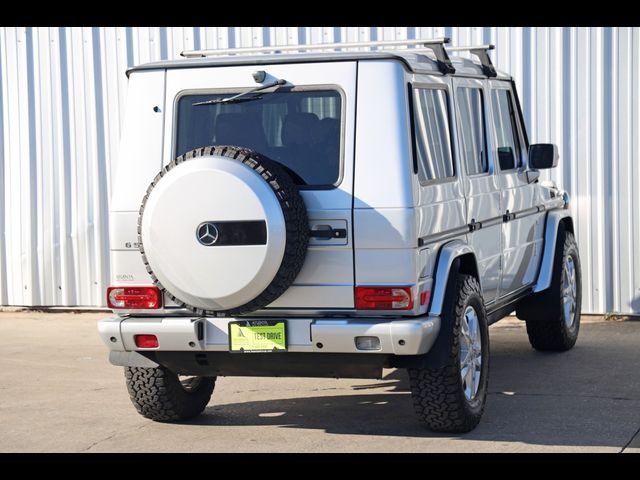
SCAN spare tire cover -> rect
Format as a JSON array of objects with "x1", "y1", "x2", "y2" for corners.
[{"x1": 139, "y1": 146, "x2": 308, "y2": 316}]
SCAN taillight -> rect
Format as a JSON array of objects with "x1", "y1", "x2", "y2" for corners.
[
  {"x1": 355, "y1": 287, "x2": 414, "y2": 310},
  {"x1": 420, "y1": 290, "x2": 431, "y2": 306},
  {"x1": 107, "y1": 286, "x2": 161, "y2": 309}
]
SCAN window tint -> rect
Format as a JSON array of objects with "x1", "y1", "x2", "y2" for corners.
[
  {"x1": 175, "y1": 90, "x2": 341, "y2": 186},
  {"x1": 413, "y1": 88, "x2": 454, "y2": 183},
  {"x1": 491, "y1": 89, "x2": 522, "y2": 171},
  {"x1": 457, "y1": 87, "x2": 488, "y2": 175}
]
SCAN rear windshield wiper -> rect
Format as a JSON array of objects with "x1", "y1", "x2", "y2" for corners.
[{"x1": 192, "y1": 79, "x2": 287, "y2": 106}]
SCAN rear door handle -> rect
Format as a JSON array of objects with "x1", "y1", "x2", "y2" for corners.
[{"x1": 309, "y1": 226, "x2": 347, "y2": 240}]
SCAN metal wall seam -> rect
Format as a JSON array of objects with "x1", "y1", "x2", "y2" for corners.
[
  {"x1": 0, "y1": 28, "x2": 7, "y2": 305},
  {"x1": 0, "y1": 26, "x2": 638, "y2": 313}
]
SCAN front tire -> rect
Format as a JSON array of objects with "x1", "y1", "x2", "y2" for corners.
[
  {"x1": 408, "y1": 274, "x2": 489, "y2": 433},
  {"x1": 517, "y1": 225, "x2": 582, "y2": 351},
  {"x1": 125, "y1": 366, "x2": 216, "y2": 422}
]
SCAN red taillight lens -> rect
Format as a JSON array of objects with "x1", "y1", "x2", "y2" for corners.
[
  {"x1": 355, "y1": 287, "x2": 414, "y2": 310},
  {"x1": 107, "y1": 286, "x2": 161, "y2": 309},
  {"x1": 420, "y1": 290, "x2": 431, "y2": 306},
  {"x1": 134, "y1": 334, "x2": 159, "y2": 348}
]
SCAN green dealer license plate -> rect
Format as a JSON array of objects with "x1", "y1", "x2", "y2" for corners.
[{"x1": 228, "y1": 320, "x2": 287, "y2": 353}]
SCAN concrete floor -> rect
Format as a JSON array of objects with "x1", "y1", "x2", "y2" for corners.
[{"x1": 0, "y1": 311, "x2": 638, "y2": 452}]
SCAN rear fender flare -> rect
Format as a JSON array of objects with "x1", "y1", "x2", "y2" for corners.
[{"x1": 428, "y1": 240, "x2": 477, "y2": 317}]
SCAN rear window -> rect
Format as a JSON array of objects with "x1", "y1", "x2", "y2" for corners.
[{"x1": 175, "y1": 89, "x2": 342, "y2": 186}]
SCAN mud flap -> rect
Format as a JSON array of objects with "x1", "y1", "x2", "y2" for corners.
[{"x1": 390, "y1": 258, "x2": 459, "y2": 370}]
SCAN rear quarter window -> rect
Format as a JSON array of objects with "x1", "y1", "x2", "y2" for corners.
[{"x1": 412, "y1": 87, "x2": 455, "y2": 184}]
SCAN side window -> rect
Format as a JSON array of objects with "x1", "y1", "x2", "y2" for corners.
[
  {"x1": 491, "y1": 89, "x2": 522, "y2": 171},
  {"x1": 413, "y1": 88, "x2": 454, "y2": 183},
  {"x1": 457, "y1": 87, "x2": 488, "y2": 175}
]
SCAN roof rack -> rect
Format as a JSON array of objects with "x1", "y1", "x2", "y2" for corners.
[
  {"x1": 179, "y1": 38, "x2": 498, "y2": 77},
  {"x1": 180, "y1": 37, "x2": 456, "y2": 75},
  {"x1": 181, "y1": 38, "x2": 449, "y2": 58},
  {"x1": 447, "y1": 44, "x2": 497, "y2": 77}
]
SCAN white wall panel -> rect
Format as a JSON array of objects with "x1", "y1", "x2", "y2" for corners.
[{"x1": 0, "y1": 26, "x2": 638, "y2": 313}]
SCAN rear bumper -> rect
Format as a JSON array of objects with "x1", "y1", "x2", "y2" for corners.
[{"x1": 98, "y1": 314, "x2": 441, "y2": 361}]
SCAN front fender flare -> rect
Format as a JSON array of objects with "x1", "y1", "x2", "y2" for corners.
[{"x1": 534, "y1": 210, "x2": 572, "y2": 293}]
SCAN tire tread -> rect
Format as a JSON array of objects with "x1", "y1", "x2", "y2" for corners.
[
  {"x1": 409, "y1": 274, "x2": 488, "y2": 433},
  {"x1": 125, "y1": 366, "x2": 215, "y2": 422}
]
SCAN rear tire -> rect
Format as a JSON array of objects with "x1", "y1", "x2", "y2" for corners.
[
  {"x1": 517, "y1": 225, "x2": 581, "y2": 351},
  {"x1": 125, "y1": 366, "x2": 216, "y2": 422},
  {"x1": 408, "y1": 274, "x2": 489, "y2": 433}
]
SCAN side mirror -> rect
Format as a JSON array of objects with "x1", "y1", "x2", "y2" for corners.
[{"x1": 529, "y1": 143, "x2": 559, "y2": 169}]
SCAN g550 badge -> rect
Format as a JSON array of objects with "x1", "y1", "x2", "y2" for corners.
[{"x1": 115, "y1": 274, "x2": 135, "y2": 282}]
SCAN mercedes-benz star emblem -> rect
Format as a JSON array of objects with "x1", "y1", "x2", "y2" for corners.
[{"x1": 196, "y1": 222, "x2": 219, "y2": 246}]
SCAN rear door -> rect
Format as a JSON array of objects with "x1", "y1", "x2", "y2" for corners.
[
  {"x1": 163, "y1": 61, "x2": 357, "y2": 310},
  {"x1": 452, "y1": 77, "x2": 502, "y2": 305}
]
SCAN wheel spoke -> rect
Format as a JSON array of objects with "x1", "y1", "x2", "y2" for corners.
[
  {"x1": 466, "y1": 363, "x2": 475, "y2": 396},
  {"x1": 461, "y1": 315, "x2": 470, "y2": 341},
  {"x1": 461, "y1": 364, "x2": 470, "y2": 391},
  {"x1": 473, "y1": 326, "x2": 481, "y2": 351},
  {"x1": 468, "y1": 314, "x2": 477, "y2": 342},
  {"x1": 460, "y1": 305, "x2": 483, "y2": 401},
  {"x1": 461, "y1": 349, "x2": 471, "y2": 367},
  {"x1": 561, "y1": 256, "x2": 577, "y2": 328},
  {"x1": 472, "y1": 369, "x2": 481, "y2": 396},
  {"x1": 473, "y1": 353, "x2": 482, "y2": 367}
]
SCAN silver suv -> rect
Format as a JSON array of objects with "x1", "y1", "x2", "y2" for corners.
[{"x1": 98, "y1": 38, "x2": 581, "y2": 433}]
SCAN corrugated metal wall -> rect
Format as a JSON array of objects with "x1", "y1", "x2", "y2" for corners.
[{"x1": 0, "y1": 27, "x2": 638, "y2": 313}]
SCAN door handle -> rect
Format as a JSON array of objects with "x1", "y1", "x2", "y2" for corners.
[{"x1": 309, "y1": 226, "x2": 347, "y2": 240}]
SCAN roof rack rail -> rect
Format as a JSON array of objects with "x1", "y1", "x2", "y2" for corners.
[
  {"x1": 447, "y1": 44, "x2": 497, "y2": 77},
  {"x1": 180, "y1": 37, "x2": 456, "y2": 75},
  {"x1": 181, "y1": 38, "x2": 449, "y2": 58}
]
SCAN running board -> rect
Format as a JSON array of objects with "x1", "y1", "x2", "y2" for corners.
[{"x1": 486, "y1": 287, "x2": 533, "y2": 324}]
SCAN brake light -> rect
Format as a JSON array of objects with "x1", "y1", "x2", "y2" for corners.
[
  {"x1": 134, "y1": 334, "x2": 159, "y2": 348},
  {"x1": 107, "y1": 286, "x2": 161, "y2": 309},
  {"x1": 355, "y1": 287, "x2": 413, "y2": 310}
]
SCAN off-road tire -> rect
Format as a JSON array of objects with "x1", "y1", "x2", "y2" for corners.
[
  {"x1": 518, "y1": 224, "x2": 581, "y2": 351},
  {"x1": 138, "y1": 145, "x2": 309, "y2": 317},
  {"x1": 125, "y1": 366, "x2": 216, "y2": 422},
  {"x1": 408, "y1": 274, "x2": 489, "y2": 433}
]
